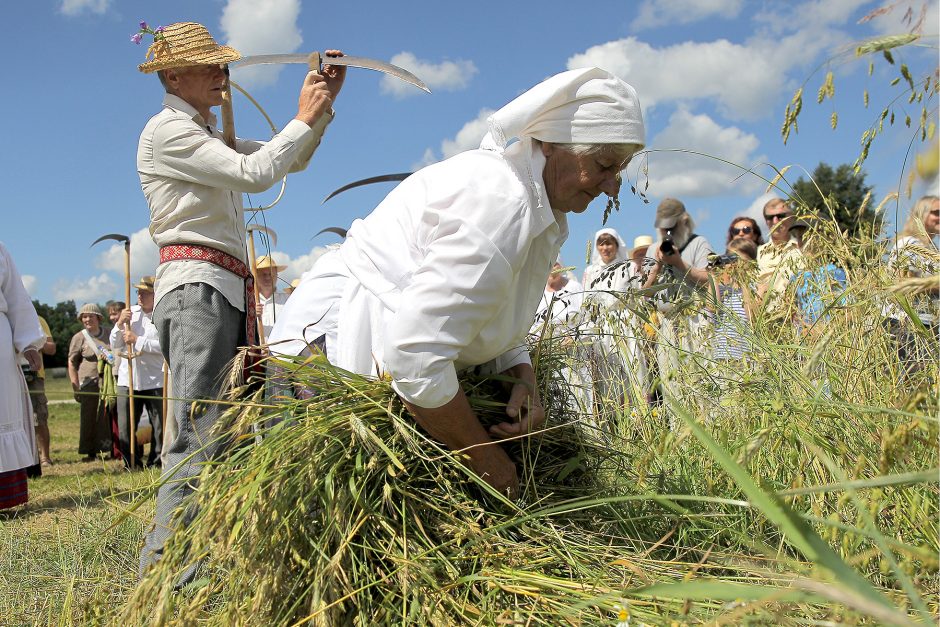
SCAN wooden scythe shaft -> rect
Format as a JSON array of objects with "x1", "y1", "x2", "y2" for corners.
[
  {"x1": 247, "y1": 234, "x2": 265, "y2": 345},
  {"x1": 123, "y1": 241, "x2": 137, "y2": 468},
  {"x1": 221, "y1": 76, "x2": 236, "y2": 149}
]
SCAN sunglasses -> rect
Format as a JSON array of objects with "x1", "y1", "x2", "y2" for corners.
[
  {"x1": 765, "y1": 213, "x2": 791, "y2": 223},
  {"x1": 730, "y1": 226, "x2": 753, "y2": 235}
]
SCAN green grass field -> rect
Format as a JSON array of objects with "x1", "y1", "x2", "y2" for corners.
[{"x1": 0, "y1": 396, "x2": 157, "y2": 626}]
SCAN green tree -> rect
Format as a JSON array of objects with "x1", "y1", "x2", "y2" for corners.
[
  {"x1": 790, "y1": 162, "x2": 881, "y2": 238},
  {"x1": 32, "y1": 300, "x2": 82, "y2": 369}
]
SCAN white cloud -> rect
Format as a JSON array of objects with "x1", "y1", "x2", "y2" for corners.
[
  {"x1": 642, "y1": 107, "x2": 764, "y2": 198},
  {"x1": 59, "y1": 0, "x2": 110, "y2": 16},
  {"x1": 94, "y1": 228, "x2": 160, "y2": 282},
  {"x1": 21, "y1": 275, "x2": 37, "y2": 296},
  {"x1": 380, "y1": 52, "x2": 477, "y2": 99},
  {"x1": 53, "y1": 273, "x2": 118, "y2": 305},
  {"x1": 223, "y1": 0, "x2": 302, "y2": 88},
  {"x1": 861, "y1": 0, "x2": 940, "y2": 37},
  {"x1": 567, "y1": 37, "x2": 782, "y2": 120},
  {"x1": 267, "y1": 246, "x2": 331, "y2": 286},
  {"x1": 569, "y1": 0, "x2": 860, "y2": 121},
  {"x1": 419, "y1": 108, "x2": 495, "y2": 167},
  {"x1": 632, "y1": 0, "x2": 743, "y2": 30}
]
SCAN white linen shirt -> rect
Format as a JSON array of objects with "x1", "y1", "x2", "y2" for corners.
[
  {"x1": 259, "y1": 291, "x2": 289, "y2": 341},
  {"x1": 138, "y1": 94, "x2": 330, "y2": 311},
  {"x1": 109, "y1": 305, "x2": 164, "y2": 390},
  {"x1": 271, "y1": 141, "x2": 568, "y2": 408}
]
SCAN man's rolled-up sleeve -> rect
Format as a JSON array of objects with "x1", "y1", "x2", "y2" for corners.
[{"x1": 384, "y1": 212, "x2": 517, "y2": 409}]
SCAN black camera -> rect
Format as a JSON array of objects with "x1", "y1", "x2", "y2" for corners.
[
  {"x1": 660, "y1": 230, "x2": 675, "y2": 255},
  {"x1": 20, "y1": 364, "x2": 36, "y2": 384},
  {"x1": 707, "y1": 253, "x2": 739, "y2": 268}
]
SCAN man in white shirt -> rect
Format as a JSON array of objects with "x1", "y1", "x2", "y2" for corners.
[
  {"x1": 110, "y1": 277, "x2": 164, "y2": 469},
  {"x1": 756, "y1": 198, "x2": 805, "y2": 320},
  {"x1": 134, "y1": 21, "x2": 345, "y2": 580},
  {"x1": 254, "y1": 255, "x2": 289, "y2": 341}
]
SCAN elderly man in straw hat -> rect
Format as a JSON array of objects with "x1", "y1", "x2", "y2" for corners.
[
  {"x1": 135, "y1": 22, "x2": 345, "y2": 580},
  {"x1": 271, "y1": 67, "x2": 645, "y2": 499},
  {"x1": 110, "y1": 276, "x2": 164, "y2": 470},
  {"x1": 254, "y1": 255, "x2": 289, "y2": 340}
]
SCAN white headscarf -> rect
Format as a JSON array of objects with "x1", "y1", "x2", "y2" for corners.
[
  {"x1": 480, "y1": 67, "x2": 645, "y2": 208},
  {"x1": 589, "y1": 227, "x2": 628, "y2": 267}
]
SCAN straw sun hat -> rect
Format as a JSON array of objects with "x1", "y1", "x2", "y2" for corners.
[
  {"x1": 133, "y1": 276, "x2": 156, "y2": 291},
  {"x1": 138, "y1": 22, "x2": 241, "y2": 74},
  {"x1": 255, "y1": 255, "x2": 287, "y2": 272}
]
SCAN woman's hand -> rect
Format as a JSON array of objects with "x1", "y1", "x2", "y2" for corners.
[
  {"x1": 488, "y1": 363, "x2": 545, "y2": 440},
  {"x1": 402, "y1": 389, "x2": 520, "y2": 499}
]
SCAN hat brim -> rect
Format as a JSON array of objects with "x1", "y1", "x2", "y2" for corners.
[
  {"x1": 138, "y1": 45, "x2": 241, "y2": 73},
  {"x1": 654, "y1": 216, "x2": 680, "y2": 229},
  {"x1": 133, "y1": 284, "x2": 155, "y2": 291}
]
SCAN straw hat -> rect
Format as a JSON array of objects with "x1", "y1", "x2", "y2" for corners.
[
  {"x1": 138, "y1": 22, "x2": 241, "y2": 74},
  {"x1": 77, "y1": 303, "x2": 104, "y2": 320},
  {"x1": 630, "y1": 235, "x2": 653, "y2": 256},
  {"x1": 255, "y1": 255, "x2": 287, "y2": 272},
  {"x1": 133, "y1": 276, "x2": 156, "y2": 291},
  {"x1": 285, "y1": 278, "x2": 301, "y2": 295}
]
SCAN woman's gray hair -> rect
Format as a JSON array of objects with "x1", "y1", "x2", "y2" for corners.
[{"x1": 562, "y1": 142, "x2": 642, "y2": 161}]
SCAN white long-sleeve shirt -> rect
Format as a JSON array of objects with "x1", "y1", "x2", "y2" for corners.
[
  {"x1": 271, "y1": 140, "x2": 568, "y2": 408},
  {"x1": 138, "y1": 94, "x2": 330, "y2": 310},
  {"x1": 109, "y1": 305, "x2": 164, "y2": 390},
  {"x1": 259, "y1": 291, "x2": 289, "y2": 341}
]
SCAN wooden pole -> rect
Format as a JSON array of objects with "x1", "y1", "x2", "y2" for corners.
[
  {"x1": 247, "y1": 234, "x2": 265, "y2": 346},
  {"x1": 123, "y1": 242, "x2": 137, "y2": 468}
]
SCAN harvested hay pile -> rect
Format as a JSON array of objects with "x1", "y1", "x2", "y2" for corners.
[{"x1": 122, "y1": 355, "x2": 669, "y2": 625}]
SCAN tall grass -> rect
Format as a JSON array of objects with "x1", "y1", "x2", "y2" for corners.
[{"x1": 109, "y1": 223, "x2": 937, "y2": 625}]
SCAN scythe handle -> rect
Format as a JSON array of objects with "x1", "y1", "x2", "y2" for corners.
[{"x1": 221, "y1": 79, "x2": 236, "y2": 149}]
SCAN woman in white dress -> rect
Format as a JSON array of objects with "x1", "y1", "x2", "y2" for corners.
[
  {"x1": 0, "y1": 241, "x2": 44, "y2": 510},
  {"x1": 271, "y1": 68, "x2": 645, "y2": 498}
]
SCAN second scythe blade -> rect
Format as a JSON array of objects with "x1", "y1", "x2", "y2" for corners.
[{"x1": 232, "y1": 53, "x2": 430, "y2": 93}]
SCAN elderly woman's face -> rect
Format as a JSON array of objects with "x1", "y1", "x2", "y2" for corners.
[{"x1": 540, "y1": 144, "x2": 626, "y2": 214}]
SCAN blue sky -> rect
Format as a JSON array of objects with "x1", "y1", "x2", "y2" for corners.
[{"x1": 3, "y1": 0, "x2": 938, "y2": 305}]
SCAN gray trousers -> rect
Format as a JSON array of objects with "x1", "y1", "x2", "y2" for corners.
[{"x1": 139, "y1": 282, "x2": 245, "y2": 581}]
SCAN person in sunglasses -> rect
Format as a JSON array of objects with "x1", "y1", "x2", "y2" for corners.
[
  {"x1": 725, "y1": 216, "x2": 764, "y2": 246},
  {"x1": 756, "y1": 198, "x2": 805, "y2": 320}
]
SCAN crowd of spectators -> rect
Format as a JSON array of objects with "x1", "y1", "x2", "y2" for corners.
[{"x1": 531, "y1": 194, "x2": 940, "y2": 407}]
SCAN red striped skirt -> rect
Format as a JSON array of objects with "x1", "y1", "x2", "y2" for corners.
[{"x1": 0, "y1": 469, "x2": 28, "y2": 510}]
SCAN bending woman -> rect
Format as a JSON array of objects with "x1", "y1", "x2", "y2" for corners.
[{"x1": 271, "y1": 68, "x2": 645, "y2": 498}]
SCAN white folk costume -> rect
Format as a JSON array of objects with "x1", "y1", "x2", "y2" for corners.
[
  {"x1": 0, "y1": 242, "x2": 44, "y2": 508},
  {"x1": 271, "y1": 67, "x2": 645, "y2": 409}
]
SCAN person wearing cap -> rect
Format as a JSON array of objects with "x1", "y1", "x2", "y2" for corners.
[
  {"x1": 135, "y1": 22, "x2": 345, "y2": 578},
  {"x1": 756, "y1": 198, "x2": 805, "y2": 320},
  {"x1": 0, "y1": 242, "x2": 45, "y2": 510},
  {"x1": 642, "y1": 198, "x2": 714, "y2": 396},
  {"x1": 254, "y1": 255, "x2": 289, "y2": 341},
  {"x1": 271, "y1": 68, "x2": 645, "y2": 499},
  {"x1": 68, "y1": 303, "x2": 114, "y2": 461},
  {"x1": 110, "y1": 277, "x2": 164, "y2": 469}
]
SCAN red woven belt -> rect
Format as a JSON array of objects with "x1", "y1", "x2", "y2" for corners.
[{"x1": 159, "y1": 244, "x2": 257, "y2": 348}]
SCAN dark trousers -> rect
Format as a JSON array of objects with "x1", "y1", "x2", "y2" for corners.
[
  {"x1": 116, "y1": 386, "x2": 164, "y2": 468},
  {"x1": 139, "y1": 282, "x2": 246, "y2": 582}
]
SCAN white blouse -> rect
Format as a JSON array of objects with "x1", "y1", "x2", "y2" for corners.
[{"x1": 271, "y1": 140, "x2": 568, "y2": 408}]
